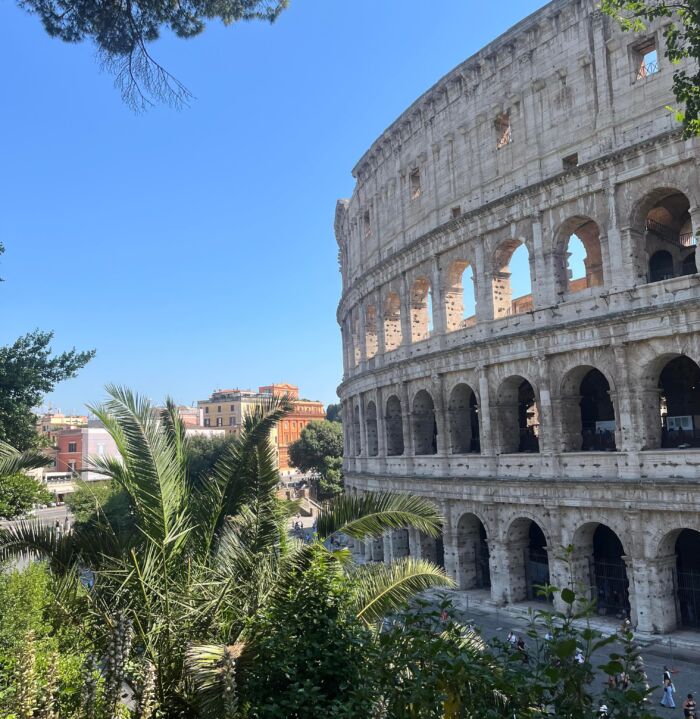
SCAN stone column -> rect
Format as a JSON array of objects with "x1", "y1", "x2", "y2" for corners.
[
  {"x1": 358, "y1": 395, "x2": 368, "y2": 459},
  {"x1": 400, "y1": 382, "x2": 415, "y2": 468},
  {"x1": 619, "y1": 226, "x2": 647, "y2": 286},
  {"x1": 604, "y1": 182, "x2": 626, "y2": 290},
  {"x1": 531, "y1": 214, "x2": 551, "y2": 309},
  {"x1": 477, "y1": 366, "x2": 494, "y2": 455},
  {"x1": 341, "y1": 400, "x2": 353, "y2": 468},
  {"x1": 358, "y1": 302, "x2": 367, "y2": 370},
  {"x1": 630, "y1": 555, "x2": 678, "y2": 634},
  {"x1": 442, "y1": 512, "x2": 459, "y2": 585},
  {"x1": 690, "y1": 206, "x2": 700, "y2": 272},
  {"x1": 375, "y1": 387, "x2": 387, "y2": 468},
  {"x1": 474, "y1": 241, "x2": 494, "y2": 321},
  {"x1": 547, "y1": 548, "x2": 572, "y2": 613},
  {"x1": 433, "y1": 374, "x2": 449, "y2": 455},
  {"x1": 431, "y1": 256, "x2": 447, "y2": 339},
  {"x1": 382, "y1": 533, "x2": 393, "y2": 564},
  {"x1": 374, "y1": 289, "x2": 386, "y2": 361},
  {"x1": 400, "y1": 273, "x2": 413, "y2": 346},
  {"x1": 407, "y1": 527, "x2": 420, "y2": 558},
  {"x1": 536, "y1": 356, "x2": 555, "y2": 454}
]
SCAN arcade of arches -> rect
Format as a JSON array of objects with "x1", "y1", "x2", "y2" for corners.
[
  {"x1": 347, "y1": 354, "x2": 700, "y2": 457},
  {"x1": 350, "y1": 505, "x2": 700, "y2": 634}
]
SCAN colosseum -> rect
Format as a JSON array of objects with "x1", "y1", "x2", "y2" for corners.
[{"x1": 335, "y1": 0, "x2": 700, "y2": 634}]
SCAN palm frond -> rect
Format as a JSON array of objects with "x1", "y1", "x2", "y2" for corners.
[
  {"x1": 316, "y1": 492, "x2": 443, "y2": 540},
  {"x1": 351, "y1": 557, "x2": 454, "y2": 626},
  {"x1": 0, "y1": 521, "x2": 76, "y2": 571},
  {"x1": 0, "y1": 441, "x2": 51, "y2": 478},
  {"x1": 185, "y1": 642, "x2": 246, "y2": 719}
]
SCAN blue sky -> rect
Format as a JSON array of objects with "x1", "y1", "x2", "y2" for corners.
[{"x1": 0, "y1": 0, "x2": 552, "y2": 412}]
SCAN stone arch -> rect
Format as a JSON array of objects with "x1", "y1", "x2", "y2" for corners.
[
  {"x1": 412, "y1": 389, "x2": 437, "y2": 455},
  {"x1": 444, "y1": 258, "x2": 477, "y2": 331},
  {"x1": 553, "y1": 216, "x2": 604, "y2": 296},
  {"x1": 385, "y1": 394, "x2": 404, "y2": 456},
  {"x1": 638, "y1": 353, "x2": 700, "y2": 449},
  {"x1": 658, "y1": 528, "x2": 700, "y2": 629},
  {"x1": 447, "y1": 383, "x2": 480, "y2": 454},
  {"x1": 365, "y1": 400, "x2": 378, "y2": 457},
  {"x1": 491, "y1": 239, "x2": 533, "y2": 318},
  {"x1": 572, "y1": 522, "x2": 630, "y2": 618},
  {"x1": 364, "y1": 304, "x2": 378, "y2": 360},
  {"x1": 631, "y1": 188, "x2": 695, "y2": 284},
  {"x1": 456, "y1": 512, "x2": 490, "y2": 590},
  {"x1": 559, "y1": 365, "x2": 617, "y2": 452},
  {"x1": 410, "y1": 277, "x2": 433, "y2": 342},
  {"x1": 496, "y1": 375, "x2": 540, "y2": 453},
  {"x1": 505, "y1": 516, "x2": 551, "y2": 602},
  {"x1": 383, "y1": 291, "x2": 403, "y2": 352},
  {"x1": 352, "y1": 404, "x2": 361, "y2": 456}
]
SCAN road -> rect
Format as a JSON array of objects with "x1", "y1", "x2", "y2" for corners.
[
  {"x1": 0, "y1": 505, "x2": 73, "y2": 529},
  {"x1": 441, "y1": 595, "x2": 699, "y2": 711}
]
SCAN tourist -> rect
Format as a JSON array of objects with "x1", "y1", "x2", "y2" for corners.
[
  {"x1": 660, "y1": 674, "x2": 676, "y2": 709},
  {"x1": 684, "y1": 694, "x2": 697, "y2": 719}
]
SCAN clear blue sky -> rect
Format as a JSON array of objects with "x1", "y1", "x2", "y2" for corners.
[{"x1": 0, "y1": 0, "x2": 550, "y2": 413}]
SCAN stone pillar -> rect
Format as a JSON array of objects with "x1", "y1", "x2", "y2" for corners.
[
  {"x1": 407, "y1": 527, "x2": 420, "y2": 558},
  {"x1": 341, "y1": 400, "x2": 352, "y2": 467},
  {"x1": 358, "y1": 395, "x2": 368, "y2": 459},
  {"x1": 382, "y1": 533, "x2": 393, "y2": 564},
  {"x1": 690, "y1": 206, "x2": 700, "y2": 272},
  {"x1": 623, "y1": 555, "x2": 638, "y2": 628},
  {"x1": 442, "y1": 514, "x2": 459, "y2": 585},
  {"x1": 358, "y1": 303, "x2": 367, "y2": 370},
  {"x1": 604, "y1": 182, "x2": 626, "y2": 290},
  {"x1": 547, "y1": 548, "x2": 572, "y2": 613},
  {"x1": 400, "y1": 273, "x2": 413, "y2": 346},
  {"x1": 371, "y1": 538, "x2": 384, "y2": 562},
  {"x1": 433, "y1": 374, "x2": 449, "y2": 455},
  {"x1": 477, "y1": 367, "x2": 494, "y2": 455},
  {"x1": 634, "y1": 387, "x2": 663, "y2": 451},
  {"x1": 611, "y1": 344, "x2": 639, "y2": 453},
  {"x1": 391, "y1": 529, "x2": 410, "y2": 559},
  {"x1": 374, "y1": 289, "x2": 386, "y2": 360},
  {"x1": 536, "y1": 356, "x2": 555, "y2": 454},
  {"x1": 487, "y1": 539, "x2": 528, "y2": 606},
  {"x1": 400, "y1": 382, "x2": 415, "y2": 463},
  {"x1": 619, "y1": 226, "x2": 647, "y2": 286},
  {"x1": 531, "y1": 215, "x2": 551, "y2": 309},
  {"x1": 474, "y1": 241, "x2": 494, "y2": 321},
  {"x1": 630, "y1": 555, "x2": 678, "y2": 634},
  {"x1": 431, "y1": 256, "x2": 447, "y2": 338},
  {"x1": 375, "y1": 387, "x2": 387, "y2": 467}
]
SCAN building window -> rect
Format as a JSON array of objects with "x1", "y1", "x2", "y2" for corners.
[
  {"x1": 217, "y1": 405, "x2": 221, "y2": 413},
  {"x1": 495, "y1": 112, "x2": 512, "y2": 149},
  {"x1": 68, "y1": 442, "x2": 77, "y2": 453},
  {"x1": 230, "y1": 404, "x2": 235, "y2": 411},
  {"x1": 634, "y1": 38, "x2": 658, "y2": 80},
  {"x1": 229, "y1": 417, "x2": 235, "y2": 425},
  {"x1": 204, "y1": 418, "x2": 210, "y2": 427},
  {"x1": 363, "y1": 209, "x2": 371, "y2": 238},
  {"x1": 216, "y1": 417, "x2": 223, "y2": 427},
  {"x1": 562, "y1": 153, "x2": 579, "y2": 169},
  {"x1": 68, "y1": 461, "x2": 76, "y2": 472},
  {"x1": 451, "y1": 206, "x2": 461, "y2": 219},
  {"x1": 409, "y1": 168, "x2": 422, "y2": 200},
  {"x1": 205, "y1": 407, "x2": 209, "y2": 414}
]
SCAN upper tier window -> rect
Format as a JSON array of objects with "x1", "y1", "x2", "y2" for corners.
[
  {"x1": 410, "y1": 168, "x2": 422, "y2": 200},
  {"x1": 634, "y1": 39, "x2": 658, "y2": 80},
  {"x1": 495, "y1": 112, "x2": 511, "y2": 149}
]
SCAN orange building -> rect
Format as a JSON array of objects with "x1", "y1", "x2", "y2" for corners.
[{"x1": 197, "y1": 383, "x2": 325, "y2": 470}]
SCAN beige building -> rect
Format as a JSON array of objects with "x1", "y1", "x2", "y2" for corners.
[
  {"x1": 336, "y1": 0, "x2": 700, "y2": 635},
  {"x1": 197, "y1": 385, "x2": 325, "y2": 469}
]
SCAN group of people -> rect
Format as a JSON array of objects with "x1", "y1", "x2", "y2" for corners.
[{"x1": 660, "y1": 666, "x2": 696, "y2": 717}]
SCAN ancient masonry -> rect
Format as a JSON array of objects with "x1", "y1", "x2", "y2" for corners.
[{"x1": 335, "y1": 0, "x2": 700, "y2": 634}]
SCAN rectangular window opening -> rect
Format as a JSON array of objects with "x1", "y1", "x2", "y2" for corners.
[
  {"x1": 68, "y1": 442, "x2": 77, "y2": 453},
  {"x1": 363, "y1": 210, "x2": 371, "y2": 238},
  {"x1": 495, "y1": 112, "x2": 511, "y2": 149},
  {"x1": 635, "y1": 39, "x2": 658, "y2": 80},
  {"x1": 409, "y1": 168, "x2": 422, "y2": 200},
  {"x1": 562, "y1": 153, "x2": 579, "y2": 169},
  {"x1": 451, "y1": 206, "x2": 461, "y2": 219}
]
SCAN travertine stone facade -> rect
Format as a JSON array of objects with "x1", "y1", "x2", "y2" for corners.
[{"x1": 335, "y1": 0, "x2": 700, "y2": 634}]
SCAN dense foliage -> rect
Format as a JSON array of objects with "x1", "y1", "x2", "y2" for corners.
[
  {"x1": 325, "y1": 403, "x2": 341, "y2": 423},
  {"x1": 0, "y1": 474, "x2": 51, "y2": 520},
  {"x1": 0, "y1": 330, "x2": 94, "y2": 451},
  {"x1": 287, "y1": 420, "x2": 344, "y2": 499},
  {"x1": 601, "y1": 0, "x2": 700, "y2": 136}
]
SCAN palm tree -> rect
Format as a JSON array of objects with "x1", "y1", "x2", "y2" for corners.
[
  {"x1": 0, "y1": 386, "x2": 451, "y2": 715},
  {"x1": 0, "y1": 441, "x2": 52, "y2": 480}
]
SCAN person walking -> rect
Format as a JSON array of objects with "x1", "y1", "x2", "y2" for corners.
[
  {"x1": 660, "y1": 673, "x2": 676, "y2": 709},
  {"x1": 684, "y1": 694, "x2": 697, "y2": 719}
]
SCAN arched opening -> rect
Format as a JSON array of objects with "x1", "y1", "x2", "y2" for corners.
[
  {"x1": 448, "y1": 383, "x2": 480, "y2": 454},
  {"x1": 352, "y1": 405, "x2": 361, "y2": 456},
  {"x1": 555, "y1": 217, "x2": 604, "y2": 296},
  {"x1": 641, "y1": 190, "x2": 695, "y2": 283},
  {"x1": 445, "y1": 260, "x2": 477, "y2": 331},
  {"x1": 573, "y1": 523, "x2": 630, "y2": 618},
  {"x1": 383, "y1": 292, "x2": 403, "y2": 352},
  {"x1": 649, "y1": 250, "x2": 674, "y2": 283},
  {"x1": 497, "y1": 376, "x2": 540, "y2": 453},
  {"x1": 492, "y1": 240, "x2": 533, "y2": 318},
  {"x1": 365, "y1": 305, "x2": 378, "y2": 360},
  {"x1": 365, "y1": 401, "x2": 378, "y2": 457},
  {"x1": 593, "y1": 525, "x2": 630, "y2": 618},
  {"x1": 560, "y1": 367, "x2": 616, "y2": 451},
  {"x1": 674, "y1": 529, "x2": 700, "y2": 629},
  {"x1": 385, "y1": 395, "x2": 404, "y2": 456},
  {"x1": 659, "y1": 355, "x2": 700, "y2": 448},
  {"x1": 410, "y1": 277, "x2": 433, "y2": 342},
  {"x1": 507, "y1": 518, "x2": 551, "y2": 602},
  {"x1": 412, "y1": 390, "x2": 437, "y2": 455},
  {"x1": 456, "y1": 513, "x2": 490, "y2": 590}
]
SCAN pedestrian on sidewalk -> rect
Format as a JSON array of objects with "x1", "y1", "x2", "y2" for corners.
[{"x1": 684, "y1": 694, "x2": 697, "y2": 719}]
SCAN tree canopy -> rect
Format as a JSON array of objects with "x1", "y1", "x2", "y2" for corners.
[
  {"x1": 0, "y1": 330, "x2": 95, "y2": 451},
  {"x1": 17, "y1": 0, "x2": 288, "y2": 109},
  {"x1": 601, "y1": 0, "x2": 700, "y2": 136},
  {"x1": 288, "y1": 420, "x2": 344, "y2": 499},
  {"x1": 325, "y1": 404, "x2": 341, "y2": 423}
]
